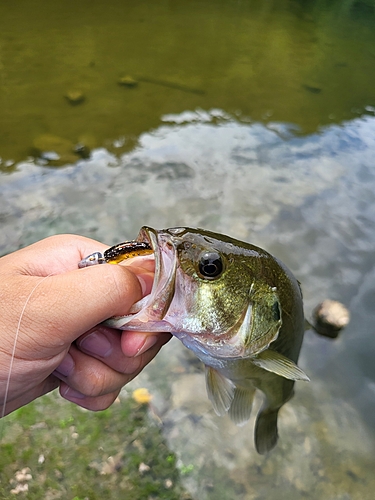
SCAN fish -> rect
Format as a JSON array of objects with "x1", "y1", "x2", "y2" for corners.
[{"x1": 79, "y1": 226, "x2": 309, "y2": 454}]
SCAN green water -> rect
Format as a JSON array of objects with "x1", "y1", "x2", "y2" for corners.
[{"x1": 1, "y1": 0, "x2": 375, "y2": 166}]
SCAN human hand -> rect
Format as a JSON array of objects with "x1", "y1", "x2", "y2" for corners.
[{"x1": 0, "y1": 235, "x2": 170, "y2": 416}]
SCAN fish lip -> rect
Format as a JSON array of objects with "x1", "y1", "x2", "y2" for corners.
[
  {"x1": 136, "y1": 226, "x2": 164, "y2": 295},
  {"x1": 136, "y1": 225, "x2": 157, "y2": 245},
  {"x1": 134, "y1": 226, "x2": 177, "y2": 320}
]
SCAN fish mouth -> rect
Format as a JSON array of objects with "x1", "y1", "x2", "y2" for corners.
[
  {"x1": 105, "y1": 226, "x2": 177, "y2": 330},
  {"x1": 135, "y1": 226, "x2": 169, "y2": 306}
]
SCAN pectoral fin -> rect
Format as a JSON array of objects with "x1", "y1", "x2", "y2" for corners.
[
  {"x1": 228, "y1": 386, "x2": 256, "y2": 426},
  {"x1": 252, "y1": 350, "x2": 310, "y2": 381},
  {"x1": 205, "y1": 367, "x2": 235, "y2": 416}
]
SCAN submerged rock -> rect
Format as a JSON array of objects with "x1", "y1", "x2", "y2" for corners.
[
  {"x1": 64, "y1": 90, "x2": 85, "y2": 105},
  {"x1": 32, "y1": 134, "x2": 79, "y2": 166},
  {"x1": 118, "y1": 75, "x2": 138, "y2": 87}
]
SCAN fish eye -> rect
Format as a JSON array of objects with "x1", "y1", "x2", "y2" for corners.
[{"x1": 198, "y1": 251, "x2": 224, "y2": 279}]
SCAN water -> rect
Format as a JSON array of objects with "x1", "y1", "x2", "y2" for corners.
[
  {"x1": 1, "y1": 1, "x2": 375, "y2": 498},
  {"x1": 1, "y1": 0, "x2": 375, "y2": 166}
]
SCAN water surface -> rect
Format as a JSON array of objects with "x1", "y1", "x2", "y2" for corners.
[{"x1": 1, "y1": 0, "x2": 375, "y2": 165}]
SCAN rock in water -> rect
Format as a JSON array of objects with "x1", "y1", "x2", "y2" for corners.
[{"x1": 312, "y1": 300, "x2": 350, "y2": 338}]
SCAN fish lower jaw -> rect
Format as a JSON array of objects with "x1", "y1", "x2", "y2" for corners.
[{"x1": 174, "y1": 332, "x2": 248, "y2": 359}]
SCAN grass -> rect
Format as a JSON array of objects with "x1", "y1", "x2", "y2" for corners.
[{"x1": 0, "y1": 390, "x2": 193, "y2": 500}]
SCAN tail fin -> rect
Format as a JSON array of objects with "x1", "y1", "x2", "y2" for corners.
[{"x1": 254, "y1": 408, "x2": 279, "y2": 454}]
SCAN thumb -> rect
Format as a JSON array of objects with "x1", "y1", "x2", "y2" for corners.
[{"x1": 24, "y1": 264, "x2": 149, "y2": 350}]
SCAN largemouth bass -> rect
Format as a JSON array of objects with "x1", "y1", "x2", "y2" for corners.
[{"x1": 79, "y1": 226, "x2": 309, "y2": 454}]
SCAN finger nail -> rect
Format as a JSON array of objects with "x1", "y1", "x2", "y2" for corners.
[
  {"x1": 137, "y1": 273, "x2": 154, "y2": 297},
  {"x1": 79, "y1": 331, "x2": 112, "y2": 357},
  {"x1": 54, "y1": 353, "x2": 74, "y2": 377},
  {"x1": 62, "y1": 386, "x2": 86, "y2": 400},
  {"x1": 135, "y1": 335, "x2": 158, "y2": 356}
]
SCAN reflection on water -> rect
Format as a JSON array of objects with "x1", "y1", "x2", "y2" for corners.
[
  {"x1": 1, "y1": 112, "x2": 375, "y2": 497},
  {"x1": 1, "y1": 0, "x2": 375, "y2": 165},
  {"x1": 1, "y1": 0, "x2": 375, "y2": 498}
]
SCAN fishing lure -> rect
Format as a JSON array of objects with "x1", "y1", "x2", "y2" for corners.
[{"x1": 78, "y1": 241, "x2": 152, "y2": 267}]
